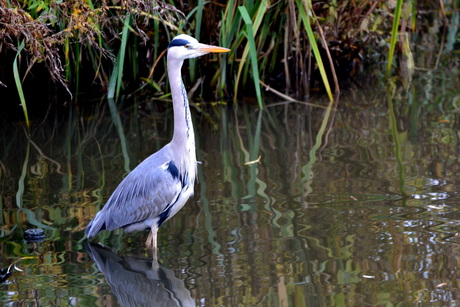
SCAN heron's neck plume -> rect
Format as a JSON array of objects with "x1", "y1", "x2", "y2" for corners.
[
  {"x1": 167, "y1": 57, "x2": 197, "y2": 181},
  {"x1": 168, "y1": 58, "x2": 194, "y2": 144}
]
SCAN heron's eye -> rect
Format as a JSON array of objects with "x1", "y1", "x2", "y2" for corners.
[{"x1": 184, "y1": 44, "x2": 191, "y2": 49}]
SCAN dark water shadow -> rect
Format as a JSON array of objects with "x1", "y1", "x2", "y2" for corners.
[{"x1": 86, "y1": 242, "x2": 195, "y2": 307}]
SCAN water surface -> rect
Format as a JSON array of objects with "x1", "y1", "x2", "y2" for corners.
[{"x1": 1, "y1": 67, "x2": 459, "y2": 306}]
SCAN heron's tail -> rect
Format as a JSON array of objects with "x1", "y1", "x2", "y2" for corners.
[{"x1": 85, "y1": 213, "x2": 106, "y2": 239}]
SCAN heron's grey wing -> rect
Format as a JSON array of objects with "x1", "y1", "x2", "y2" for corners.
[
  {"x1": 86, "y1": 148, "x2": 182, "y2": 236},
  {"x1": 107, "y1": 160, "x2": 182, "y2": 229}
]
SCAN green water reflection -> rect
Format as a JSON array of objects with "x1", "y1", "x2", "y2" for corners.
[{"x1": 1, "y1": 67, "x2": 460, "y2": 306}]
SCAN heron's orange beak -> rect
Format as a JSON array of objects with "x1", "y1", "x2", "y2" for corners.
[{"x1": 197, "y1": 44, "x2": 231, "y2": 53}]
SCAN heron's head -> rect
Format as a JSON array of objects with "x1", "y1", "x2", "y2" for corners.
[{"x1": 167, "y1": 34, "x2": 230, "y2": 61}]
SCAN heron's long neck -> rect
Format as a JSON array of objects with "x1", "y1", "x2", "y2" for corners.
[{"x1": 168, "y1": 58, "x2": 197, "y2": 180}]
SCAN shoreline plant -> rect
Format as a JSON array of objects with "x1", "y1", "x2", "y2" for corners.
[{"x1": 0, "y1": 0, "x2": 456, "y2": 126}]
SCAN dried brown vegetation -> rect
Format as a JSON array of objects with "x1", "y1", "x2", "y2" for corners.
[
  {"x1": 0, "y1": 0, "x2": 67, "y2": 86},
  {"x1": 0, "y1": 0, "x2": 181, "y2": 94}
]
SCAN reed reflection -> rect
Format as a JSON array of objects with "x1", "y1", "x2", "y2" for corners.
[{"x1": 86, "y1": 243, "x2": 195, "y2": 307}]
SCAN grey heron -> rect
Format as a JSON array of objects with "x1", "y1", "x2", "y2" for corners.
[{"x1": 85, "y1": 34, "x2": 230, "y2": 251}]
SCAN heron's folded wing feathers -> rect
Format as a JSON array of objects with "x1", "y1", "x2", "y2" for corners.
[{"x1": 103, "y1": 160, "x2": 182, "y2": 231}]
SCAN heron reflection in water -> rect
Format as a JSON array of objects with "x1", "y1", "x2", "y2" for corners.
[
  {"x1": 86, "y1": 243, "x2": 195, "y2": 307},
  {"x1": 85, "y1": 35, "x2": 230, "y2": 255}
]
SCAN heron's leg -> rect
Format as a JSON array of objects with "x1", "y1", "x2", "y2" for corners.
[
  {"x1": 146, "y1": 227, "x2": 158, "y2": 261},
  {"x1": 146, "y1": 226, "x2": 158, "y2": 249}
]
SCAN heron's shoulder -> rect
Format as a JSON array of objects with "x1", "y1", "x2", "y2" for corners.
[
  {"x1": 135, "y1": 144, "x2": 174, "y2": 167},
  {"x1": 124, "y1": 144, "x2": 182, "y2": 183}
]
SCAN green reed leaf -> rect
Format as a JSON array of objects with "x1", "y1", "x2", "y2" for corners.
[
  {"x1": 296, "y1": 0, "x2": 333, "y2": 101},
  {"x1": 108, "y1": 14, "x2": 131, "y2": 101},
  {"x1": 237, "y1": 5, "x2": 265, "y2": 109},
  {"x1": 13, "y1": 40, "x2": 30, "y2": 132},
  {"x1": 386, "y1": 0, "x2": 403, "y2": 77}
]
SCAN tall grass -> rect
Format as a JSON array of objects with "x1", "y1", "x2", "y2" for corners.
[
  {"x1": 108, "y1": 15, "x2": 131, "y2": 101},
  {"x1": 237, "y1": 6, "x2": 264, "y2": 108},
  {"x1": 12, "y1": 40, "x2": 29, "y2": 132},
  {"x1": 296, "y1": 0, "x2": 333, "y2": 101},
  {"x1": 386, "y1": 0, "x2": 404, "y2": 78},
  {"x1": 0, "y1": 0, "x2": 452, "y2": 114}
]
